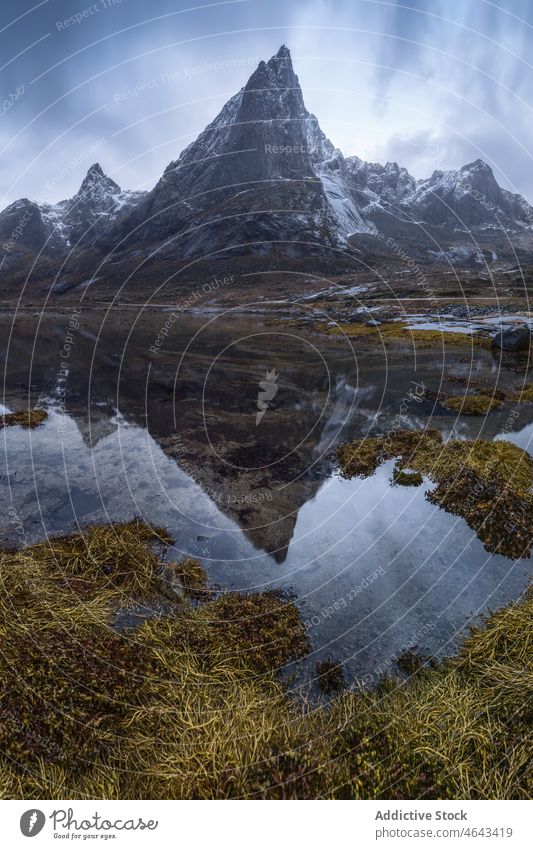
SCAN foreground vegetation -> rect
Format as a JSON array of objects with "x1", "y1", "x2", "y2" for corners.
[
  {"x1": 0, "y1": 520, "x2": 531, "y2": 799},
  {"x1": 338, "y1": 429, "x2": 533, "y2": 558},
  {"x1": 423, "y1": 381, "x2": 533, "y2": 416},
  {"x1": 319, "y1": 320, "x2": 487, "y2": 348},
  {"x1": 0, "y1": 409, "x2": 48, "y2": 429}
]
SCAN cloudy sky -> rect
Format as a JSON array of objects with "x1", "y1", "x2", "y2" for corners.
[{"x1": 1, "y1": 0, "x2": 533, "y2": 206}]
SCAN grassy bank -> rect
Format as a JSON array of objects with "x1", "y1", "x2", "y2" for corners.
[
  {"x1": 338, "y1": 430, "x2": 533, "y2": 559},
  {"x1": 0, "y1": 521, "x2": 531, "y2": 799},
  {"x1": 422, "y1": 382, "x2": 533, "y2": 416},
  {"x1": 318, "y1": 320, "x2": 488, "y2": 348}
]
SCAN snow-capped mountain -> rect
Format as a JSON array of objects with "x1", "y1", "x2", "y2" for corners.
[
  {"x1": 0, "y1": 163, "x2": 145, "y2": 256},
  {"x1": 1, "y1": 45, "x2": 532, "y2": 266},
  {"x1": 55, "y1": 163, "x2": 146, "y2": 246},
  {"x1": 105, "y1": 45, "x2": 344, "y2": 257},
  {"x1": 406, "y1": 159, "x2": 533, "y2": 229}
]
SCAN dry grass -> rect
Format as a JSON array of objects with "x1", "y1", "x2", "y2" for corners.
[
  {"x1": 356, "y1": 590, "x2": 533, "y2": 799},
  {"x1": 0, "y1": 523, "x2": 531, "y2": 800},
  {"x1": 0, "y1": 409, "x2": 48, "y2": 429},
  {"x1": 27, "y1": 519, "x2": 173, "y2": 598}
]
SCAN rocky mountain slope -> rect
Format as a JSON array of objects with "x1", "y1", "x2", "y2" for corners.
[
  {"x1": 104, "y1": 45, "x2": 345, "y2": 258},
  {"x1": 0, "y1": 164, "x2": 144, "y2": 259},
  {"x1": 1, "y1": 45, "x2": 532, "y2": 269}
]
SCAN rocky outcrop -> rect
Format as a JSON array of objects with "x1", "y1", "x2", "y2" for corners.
[
  {"x1": 0, "y1": 198, "x2": 60, "y2": 254},
  {"x1": 0, "y1": 164, "x2": 145, "y2": 255},
  {"x1": 104, "y1": 45, "x2": 345, "y2": 256},
  {"x1": 407, "y1": 159, "x2": 533, "y2": 230},
  {"x1": 491, "y1": 324, "x2": 532, "y2": 351}
]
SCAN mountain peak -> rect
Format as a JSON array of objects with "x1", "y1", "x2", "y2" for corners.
[
  {"x1": 276, "y1": 44, "x2": 291, "y2": 58},
  {"x1": 7, "y1": 44, "x2": 528, "y2": 263},
  {"x1": 461, "y1": 158, "x2": 493, "y2": 174},
  {"x1": 77, "y1": 163, "x2": 120, "y2": 197},
  {"x1": 87, "y1": 162, "x2": 105, "y2": 177},
  {"x1": 245, "y1": 44, "x2": 298, "y2": 95},
  {"x1": 266, "y1": 43, "x2": 294, "y2": 73}
]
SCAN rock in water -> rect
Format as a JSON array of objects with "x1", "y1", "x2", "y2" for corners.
[{"x1": 491, "y1": 324, "x2": 531, "y2": 351}]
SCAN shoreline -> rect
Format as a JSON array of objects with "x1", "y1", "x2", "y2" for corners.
[{"x1": 1, "y1": 520, "x2": 531, "y2": 800}]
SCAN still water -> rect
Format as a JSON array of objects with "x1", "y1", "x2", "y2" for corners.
[{"x1": 1, "y1": 309, "x2": 531, "y2": 686}]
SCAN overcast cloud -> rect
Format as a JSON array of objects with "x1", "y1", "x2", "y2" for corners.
[{"x1": 1, "y1": 0, "x2": 533, "y2": 207}]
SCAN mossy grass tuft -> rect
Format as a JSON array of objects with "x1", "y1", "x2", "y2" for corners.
[
  {"x1": 428, "y1": 378, "x2": 533, "y2": 412},
  {"x1": 176, "y1": 557, "x2": 209, "y2": 599},
  {"x1": 396, "y1": 649, "x2": 437, "y2": 675},
  {"x1": 175, "y1": 590, "x2": 311, "y2": 672},
  {"x1": 316, "y1": 659, "x2": 347, "y2": 694},
  {"x1": 320, "y1": 321, "x2": 485, "y2": 348},
  {"x1": 28, "y1": 519, "x2": 174, "y2": 598},
  {"x1": 0, "y1": 409, "x2": 48, "y2": 429},
  {"x1": 441, "y1": 394, "x2": 503, "y2": 415},
  {"x1": 1, "y1": 522, "x2": 531, "y2": 800},
  {"x1": 509, "y1": 383, "x2": 533, "y2": 403},
  {"x1": 392, "y1": 467, "x2": 424, "y2": 487},
  {"x1": 338, "y1": 430, "x2": 533, "y2": 558}
]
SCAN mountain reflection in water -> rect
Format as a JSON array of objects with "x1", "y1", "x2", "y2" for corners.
[{"x1": 1, "y1": 311, "x2": 531, "y2": 685}]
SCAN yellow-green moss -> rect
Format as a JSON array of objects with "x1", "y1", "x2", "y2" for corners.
[
  {"x1": 338, "y1": 430, "x2": 533, "y2": 558},
  {"x1": 392, "y1": 467, "x2": 424, "y2": 486},
  {"x1": 177, "y1": 590, "x2": 310, "y2": 672},
  {"x1": 509, "y1": 383, "x2": 533, "y2": 403},
  {"x1": 1, "y1": 523, "x2": 531, "y2": 800},
  {"x1": 321, "y1": 322, "x2": 485, "y2": 348},
  {"x1": 0, "y1": 409, "x2": 48, "y2": 429},
  {"x1": 438, "y1": 381, "x2": 533, "y2": 410},
  {"x1": 442, "y1": 394, "x2": 504, "y2": 415}
]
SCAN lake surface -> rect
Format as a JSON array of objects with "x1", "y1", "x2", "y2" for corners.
[{"x1": 1, "y1": 308, "x2": 531, "y2": 689}]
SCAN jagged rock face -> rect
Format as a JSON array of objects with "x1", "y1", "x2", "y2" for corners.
[
  {"x1": 345, "y1": 158, "x2": 416, "y2": 207},
  {"x1": 0, "y1": 199, "x2": 55, "y2": 254},
  {"x1": 175, "y1": 44, "x2": 314, "y2": 187},
  {"x1": 62, "y1": 163, "x2": 121, "y2": 243},
  {"x1": 108, "y1": 46, "x2": 344, "y2": 256},
  {"x1": 61, "y1": 163, "x2": 146, "y2": 246},
  {"x1": 0, "y1": 163, "x2": 146, "y2": 255},
  {"x1": 304, "y1": 118, "x2": 376, "y2": 237},
  {"x1": 408, "y1": 159, "x2": 533, "y2": 228},
  {"x1": 1, "y1": 46, "x2": 533, "y2": 265}
]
